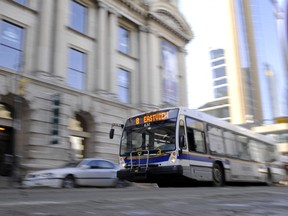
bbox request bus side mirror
[109,128,115,139]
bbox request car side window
[88,160,114,169]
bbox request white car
[22,158,124,188]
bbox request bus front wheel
[212,163,225,187]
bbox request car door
[84,160,117,186]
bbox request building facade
[0,0,192,177]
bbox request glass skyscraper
[200,0,288,125]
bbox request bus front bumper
[117,165,183,183]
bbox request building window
[212,67,226,79]
[214,86,228,98]
[204,107,230,119]
[117,68,130,103]
[118,27,129,54]
[210,49,224,59]
[214,78,227,86]
[0,20,24,71]
[70,0,87,33]
[211,59,225,67]
[161,40,178,104]
[67,48,86,90]
[14,0,27,5]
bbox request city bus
[109,107,285,187]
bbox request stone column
[36,0,53,73]
[97,1,108,92]
[139,26,149,106]
[107,9,118,95]
[147,27,160,106]
[178,48,188,106]
[53,0,69,81]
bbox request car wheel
[212,163,225,187]
[266,169,273,186]
[62,175,76,188]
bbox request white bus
[110,107,285,187]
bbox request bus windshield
[120,118,178,156]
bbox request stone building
[0,0,192,176]
[198,0,287,125]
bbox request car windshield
[120,118,177,156]
[76,159,92,167]
[62,160,80,168]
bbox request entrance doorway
[0,103,14,176]
[0,126,13,176]
[68,113,90,160]
[69,136,84,159]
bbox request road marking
[216,204,250,207]
[122,210,155,215]
[0,201,70,207]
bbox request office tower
[199,0,287,125]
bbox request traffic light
[51,94,60,144]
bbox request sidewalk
[0,176,10,189]
[0,176,22,189]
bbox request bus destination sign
[135,112,168,125]
[125,108,179,127]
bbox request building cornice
[118,0,148,16]
[148,12,191,42]
[115,0,192,42]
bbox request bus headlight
[119,157,126,168]
[169,152,177,163]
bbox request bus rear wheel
[212,163,225,187]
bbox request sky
[178,0,227,109]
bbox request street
[0,184,287,216]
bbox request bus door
[185,117,209,181]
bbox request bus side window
[237,135,250,160]
[194,131,206,153]
[187,127,206,153]
[207,125,225,155]
[187,128,196,151]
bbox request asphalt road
[0,184,287,216]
